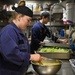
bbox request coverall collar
[38,21,45,29]
[10,22,23,35]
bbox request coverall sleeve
[32,27,40,44]
[46,27,51,38]
[0,29,30,66]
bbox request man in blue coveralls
[0,1,45,75]
[30,12,56,54]
[30,11,68,54]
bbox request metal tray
[37,52,71,59]
[69,59,75,73]
[37,45,71,59]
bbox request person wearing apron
[0,1,44,75]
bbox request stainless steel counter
[26,60,74,75]
[57,60,74,75]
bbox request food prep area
[26,42,75,75]
[0,0,75,75]
[26,60,75,75]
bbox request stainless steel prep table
[57,60,74,75]
[26,60,74,75]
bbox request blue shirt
[0,22,30,75]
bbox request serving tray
[38,52,71,59]
[37,45,71,59]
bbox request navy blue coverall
[0,22,30,75]
[30,21,58,54]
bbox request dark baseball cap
[40,12,51,18]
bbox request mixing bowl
[32,59,62,75]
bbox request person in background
[0,1,44,75]
[30,11,68,54]
[69,30,75,51]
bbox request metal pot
[32,59,62,75]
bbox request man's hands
[39,41,45,45]
[57,39,68,44]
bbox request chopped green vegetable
[38,47,70,53]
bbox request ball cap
[40,12,50,18]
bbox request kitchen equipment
[69,59,75,73]
[38,52,70,59]
[66,3,75,24]
[37,43,71,59]
[50,3,63,14]
[32,59,62,75]
[43,4,49,11]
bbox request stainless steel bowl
[32,59,62,75]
